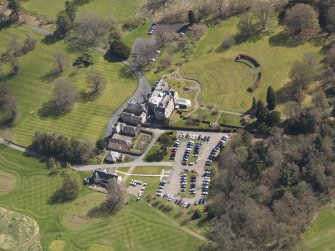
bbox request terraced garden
[0,26,137,146]
[181,16,322,113]
[0,146,202,251]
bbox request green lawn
[301,208,335,251]
[132,166,172,175]
[0,26,137,146]
[0,146,202,251]
[19,0,142,22]
[181,16,322,113]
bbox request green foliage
[250,96,257,112]
[49,169,80,203]
[192,208,202,220]
[266,86,276,110]
[284,110,317,135]
[31,131,92,164]
[7,0,21,18]
[73,52,93,68]
[95,139,105,152]
[55,12,71,37]
[65,0,77,24]
[265,111,281,127]
[255,100,268,122]
[158,133,173,146]
[108,39,131,60]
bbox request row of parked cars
[182,140,194,165]
[201,169,211,196]
[147,23,157,35]
[156,180,167,196]
[163,194,191,208]
[136,183,147,200]
[205,135,228,166]
[169,139,180,161]
[178,133,211,142]
[129,179,145,187]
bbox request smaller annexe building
[87,170,122,188]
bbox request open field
[181,16,322,113]
[0,146,202,251]
[0,26,137,146]
[12,0,142,22]
[0,207,42,251]
[132,166,172,175]
[0,169,16,196]
[300,208,335,250]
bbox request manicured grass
[122,21,151,47]
[133,166,172,175]
[20,0,142,22]
[78,0,142,23]
[0,169,16,196]
[301,208,335,250]
[0,26,137,146]
[181,16,322,113]
[0,146,202,251]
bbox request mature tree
[325,5,335,32]
[255,100,268,122]
[86,71,105,97]
[188,10,197,25]
[188,24,207,40]
[212,0,225,18]
[237,14,256,36]
[50,169,81,203]
[0,86,17,125]
[250,96,257,112]
[51,51,67,75]
[143,0,173,15]
[7,0,21,19]
[21,34,37,54]
[289,53,319,90]
[132,38,156,65]
[73,13,110,47]
[154,26,175,46]
[284,3,320,38]
[65,0,77,24]
[7,34,21,56]
[31,131,92,163]
[266,86,276,110]
[108,39,131,60]
[221,35,235,49]
[89,179,127,216]
[253,0,274,30]
[52,78,78,113]
[55,12,71,37]
[61,170,81,201]
[265,111,281,127]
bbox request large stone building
[120,101,148,126]
[147,78,178,121]
[113,122,140,137]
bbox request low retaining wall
[235,54,263,92]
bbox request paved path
[0,138,47,160]
[22,24,52,36]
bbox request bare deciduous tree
[51,51,67,75]
[7,34,21,56]
[143,0,174,15]
[132,38,157,66]
[253,0,274,30]
[87,71,105,97]
[284,3,320,38]
[52,78,78,113]
[73,13,111,47]
[154,27,175,46]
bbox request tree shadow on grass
[42,34,62,45]
[38,100,68,118]
[269,31,304,48]
[0,17,16,31]
[275,81,301,104]
[103,51,127,63]
[48,188,74,204]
